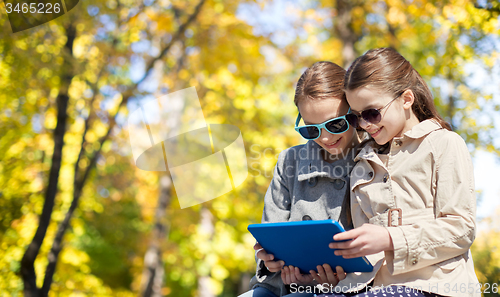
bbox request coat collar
[297,140,356,182]
[354,119,443,162]
[402,119,442,139]
[353,142,378,163]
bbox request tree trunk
[20,23,76,297]
[447,77,455,131]
[141,174,172,297]
[334,0,360,68]
[197,208,215,297]
[384,3,399,49]
[140,4,200,293]
[20,0,207,295]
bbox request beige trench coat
[336,120,480,296]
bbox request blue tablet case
[248,220,373,274]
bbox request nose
[319,128,333,142]
[358,117,371,130]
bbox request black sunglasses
[349,91,404,128]
[295,109,358,140]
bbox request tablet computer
[248,220,373,274]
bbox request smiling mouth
[326,137,341,146]
[369,127,382,136]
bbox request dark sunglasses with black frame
[348,91,405,128]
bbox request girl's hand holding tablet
[281,265,314,285]
[253,242,284,273]
[280,263,346,286]
[329,223,394,259]
[310,264,346,285]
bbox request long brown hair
[294,61,346,106]
[344,48,451,131]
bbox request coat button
[308,177,318,187]
[368,172,373,178]
[411,258,418,265]
[383,174,389,183]
[331,179,345,190]
[302,215,312,221]
[394,139,402,146]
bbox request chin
[326,146,345,156]
[327,149,342,155]
[374,137,391,146]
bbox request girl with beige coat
[317,48,480,297]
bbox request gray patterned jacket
[249,140,361,296]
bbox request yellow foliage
[44,112,57,130]
[61,247,90,267]
[2,0,500,296]
[387,7,407,25]
[471,207,500,286]
[211,264,229,280]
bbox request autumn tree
[1,0,292,295]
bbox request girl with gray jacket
[239,61,367,297]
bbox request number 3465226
[5,3,62,14]
[444,283,498,294]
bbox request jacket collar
[402,119,442,139]
[354,142,378,163]
[354,119,443,162]
[297,140,355,181]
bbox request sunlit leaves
[471,207,500,292]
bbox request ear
[401,89,415,110]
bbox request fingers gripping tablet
[248,220,373,274]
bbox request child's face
[346,86,412,145]
[297,98,357,157]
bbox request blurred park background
[1,0,500,296]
